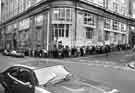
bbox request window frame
[53,8,72,22]
[84,12,96,26]
[104,18,111,29]
[53,24,70,38]
[86,27,94,39]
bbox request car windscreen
[34,65,70,85]
[34,68,56,85]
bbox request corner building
[0,0,135,51]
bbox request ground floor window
[122,34,126,44]
[34,27,42,42]
[114,33,118,42]
[104,31,110,41]
[53,24,70,38]
[86,27,94,39]
[18,29,29,48]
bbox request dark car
[0,60,120,93]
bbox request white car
[0,60,120,93]
[128,62,135,69]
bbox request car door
[4,67,34,93]
[3,67,19,93]
[16,68,34,93]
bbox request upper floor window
[113,2,118,12]
[25,0,32,10]
[93,0,104,7]
[53,8,72,22]
[121,23,127,32]
[104,18,111,29]
[84,13,96,26]
[112,20,119,30]
[35,14,44,26]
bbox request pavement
[0,50,135,93]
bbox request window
[53,24,70,38]
[25,0,31,10]
[18,69,32,83]
[7,67,19,78]
[93,0,104,7]
[53,8,72,22]
[121,23,126,32]
[86,28,94,39]
[35,14,44,26]
[19,30,28,42]
[113,20,119,30]
[66,8,72,21]
[84,13,96,26]
[122,34,126,44]
[104,18,111,29]
[19,0,24,13]
[35,27,42,42]
[66,25,69,37]
[104,31,110,41]
[113,2,118,12]
[114,33,117,42]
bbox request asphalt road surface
[0,50,135,93]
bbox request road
[0,50,135,93]
[64,50,135,66]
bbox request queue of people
[1,43,131,58]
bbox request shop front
[17,18,30,51]
[5,24,14,50]
[33,14,44,50]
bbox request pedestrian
[105,45,109,56]
[64,46,69,57]
[53,45,58,58]
[80,47,84,56]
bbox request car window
[18,68,33,84]
[34,65,70,85]
[8,67,19,79]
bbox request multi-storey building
[0,0,135,51]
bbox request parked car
[2,49,10,56]
[2,50,24,58]
[128,62,135,69]
[0,60,120,93]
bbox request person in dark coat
[53,45,58,58]
[80,47,84,56]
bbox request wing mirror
[64,74,72,81]
[24,82,33,88]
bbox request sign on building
[19,18,30,30]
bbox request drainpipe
[74,0,79,48]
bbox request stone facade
[0,0,134,51]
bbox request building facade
[0,0,135,51]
